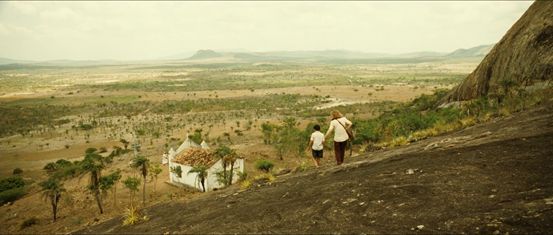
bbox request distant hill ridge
[188,49,223,60]
[446,44,494,58]
[184,44,495,62]
[0,44,496,67]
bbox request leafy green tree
[39,177,65,222]
[188,165,208,192]
[148,163,163,194]
[189,129,203,144]
[99,169,122,208]
[269,118,303,160]
[131,155,149,205]
[43,162,59,174]
[123,176,141,209]
[260,122,274,144]
[171,166,182,178]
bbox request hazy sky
[0,1,533,61]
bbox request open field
[0,59,478,233]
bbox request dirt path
[78,103,553,234]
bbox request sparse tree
[99,169,122,208]
[123,176,141,209]
[148,163,163,194]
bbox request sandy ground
[0,84,437,178]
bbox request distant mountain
[446,44,494,58]
[0,57,32,65]
[181,46,492,63]
[188,50,223,60]
[0,58,129,68]
[256,50,389,59]
[0,44,496,67]
[396,51,448,58]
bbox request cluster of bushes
[0,176,27,205]
[352,89,473,145]
[0,104,78,137]
[353,85,553,148]
[260,117,317,160]
[150,94,322,114]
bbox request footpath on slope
[80,102,553,234]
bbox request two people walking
[307,110,353,167]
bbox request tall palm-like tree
[215,145,238,186]
[226,151,238,185]
[188,165,208,192]
[131,155,149,205]
[80,149,109,214]
[39,177,65,222]
[214,145,232,184]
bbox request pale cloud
[7,1,37,15]
[39,7,78,21]
[0,1,534,60]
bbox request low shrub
[12,168,23,175]
[240,180,252,190]
[237,171,248,182]
[0,176,25,192]
[20,217,38,229]
[123,207,140,226]
[170,166,182,178]
[255,159,274,173]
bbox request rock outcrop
[444,1,553,102]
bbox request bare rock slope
[444,1,553,102]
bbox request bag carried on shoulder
[336,119,355,141]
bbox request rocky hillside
[79,100,553,234]
[444,1,553,102]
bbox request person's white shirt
[326,117,352,142]
[310,131,324,150]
